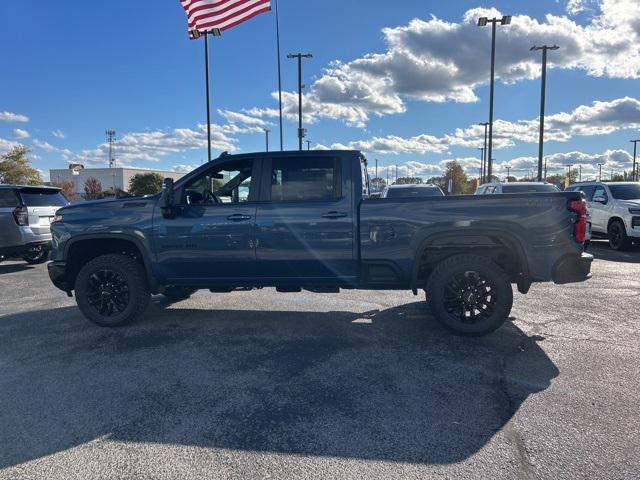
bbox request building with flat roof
[49,166,186,196]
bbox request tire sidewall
[75,255,146,327]
[428,256,513,336]
[608,220,629,251]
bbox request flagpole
[275,0,284,151]
[204,32,212,163]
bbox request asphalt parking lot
[0,241,639,480]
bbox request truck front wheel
[426,254,513,336]
[75,253,150,327]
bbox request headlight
[629,208,640,215]
[53,213,64,223]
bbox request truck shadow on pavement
[0,300,558,468]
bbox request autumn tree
[129,172,164,196]
[0,146,42,185]
[51,180,74,202]
[442,160,469,195]
[84,177,103,200]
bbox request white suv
[567,182,640,251]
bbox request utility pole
[506,166,511,181]
[478,122,489,183]
[598,163,604,182]
[631,140,640,181]
[287,53,313,150]
[306,140,312,151]
[264,128,270,152]
[544,158,548,180]
[478,15,512,181]
[567,164,573,184]
[531,45,559,181]
[395,164,399,184]
[106,129,116,168]
[579,165,582,182]
[477,147,485,183]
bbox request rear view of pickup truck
[48,150,592,336]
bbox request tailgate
[26,206,58,235]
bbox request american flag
[180,0,271,39]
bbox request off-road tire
[75,254,150,327]
[426,254,513,336]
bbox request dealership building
[49,165,186,196]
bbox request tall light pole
[375,159,378,182]
[567,164,573,184]
[305,140,312,151]
[287,53,313,150]
[506,165,511,181]
[544,158,548,180]
[264,128,270,152]
[631,139,640,181]
[531,45,559,181]
[598,163,604,182]
[579,164,582,182]
[478,147,485,183]
[478,15,512,181]
[478,122,489,183]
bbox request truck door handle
[321,211,347,219]
[227,214,252,222]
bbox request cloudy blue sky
[1,0,639,181]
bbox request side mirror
[159,178,176,217]
[593,195,607,204]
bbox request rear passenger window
[578,185,596,201]
[0,190,19,207]
[270,157,339,202]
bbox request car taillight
[568,198,587,244]
[12,206,29,226]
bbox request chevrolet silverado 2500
[48,150,592,335]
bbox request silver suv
[0,185,68,264]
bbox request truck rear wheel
[426,254,513,336]
[75,253,150,327]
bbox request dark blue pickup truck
[48,150,592,335]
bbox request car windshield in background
[386,187,443,198]
[608,184,640,200]
[501,184,559,193]
[19,190,68,206]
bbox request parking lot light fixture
[598,163,604,182]
[631,140,640,181]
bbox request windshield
[19,190,68,206]
[501,184,559,193]
[608,184,640,200]
[385,187,443,198]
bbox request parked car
[48,150,591,336]
[381,183,444,198]
[0,185,68,264]
[475,182,560,194]
[566,182,640,250]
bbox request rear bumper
[552,253,593,284]
[47,260,70,292]
[0,240,51,257]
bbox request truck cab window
[183,160,254,205]
[271,157,338,202]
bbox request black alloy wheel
[608,220,632,251]
[427,254,513,336]
[75,253,150,327]
[22,245,49,264]
[86,269,131,317]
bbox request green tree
[442,160,469,195]
[370,177,387,190]
[129,172,164,196]
[0,146,42,185]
